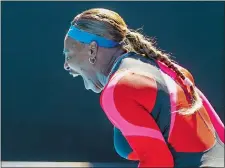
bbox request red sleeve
[101,71,174,167]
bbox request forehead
[64,36,74,49]
[64,36,84,52]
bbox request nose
[64,62,70,71]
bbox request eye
[63,50,72,61]
[66,55,72,61]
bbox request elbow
[114,144,129,160]
[114,144,139,161]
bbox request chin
[84,79,103,93]
[88,83,103,93]
[91,87,102,93]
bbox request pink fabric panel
[101,70,164,141]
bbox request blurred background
[1,1,224,163]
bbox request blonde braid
[124,29,202,115]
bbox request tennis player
[63,8,224,167]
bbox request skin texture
[63,35,126,93]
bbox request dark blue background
[1,2,224,162]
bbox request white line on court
[1,161,137,167]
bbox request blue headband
[67,25,120,48]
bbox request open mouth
[69,72,79,78]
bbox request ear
[88,41,98,57]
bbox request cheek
[82,72,94,84]
[68,59,84,73]
[68,59,78,68]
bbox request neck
[97,48,126,87]
[105,49,125,74]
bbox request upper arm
[101,71,174,167]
